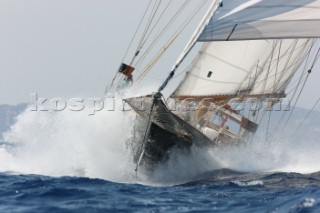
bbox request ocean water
[0,170,319,212]
[1,99,320,212]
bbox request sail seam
[205,52,251,74]
[187,72,242,85]
[226,24,237,41]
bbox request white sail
[171,0,320,99]
[248,39,314,95]
[199,0,320,41]
[171,40,272,97]
[172,38,314,98]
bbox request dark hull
[139,123,192,169]
[125,95,215,171]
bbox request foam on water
[151,130,320,184]
[300,198,316,208]
[1,95,320,185]
[0,98,137,182]
[230,180,264,187]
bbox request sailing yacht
[107,0,320,172]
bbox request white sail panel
[172,39,314,98]
[172,40,272,97]
[249,39,313,95]
[198,0,320,41]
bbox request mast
[157,0,222,93]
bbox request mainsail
[171,0,320,100]
[199,0,320,41]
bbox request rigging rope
[134,0,208,84]
[107,1,153,94]
[273,39,283,93]
[310,45,320,70]
[252,39,303,90]
[283,45,320,128]
[261,40,279,94]
[134,0,193,68]
[285,72,308,96]
[283,69,311,128]
[284,39,317,95]
[137,0,174,58]
[273,39,299,90]
[292,46,320,135]
[276,40,314,126]
[246,41,280,124]
[122,0,153,64]
[293,95,320,136]
[135,34,179,84]
[265,110,272,143]
[274,39,314,95]
[156,0,211,92]
[134,0,162,62]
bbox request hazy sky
[0,0,205,104]
[0,0,319,109]
[0,0,147,104]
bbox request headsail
[171,0,320,100]
[172,39,315,98]
[171,39,272,97]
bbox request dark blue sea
[0,170,319,213]
[1,105,320,212]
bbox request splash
[0,97,138,182]
[1,96,320,185]
[152,127,320,184]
